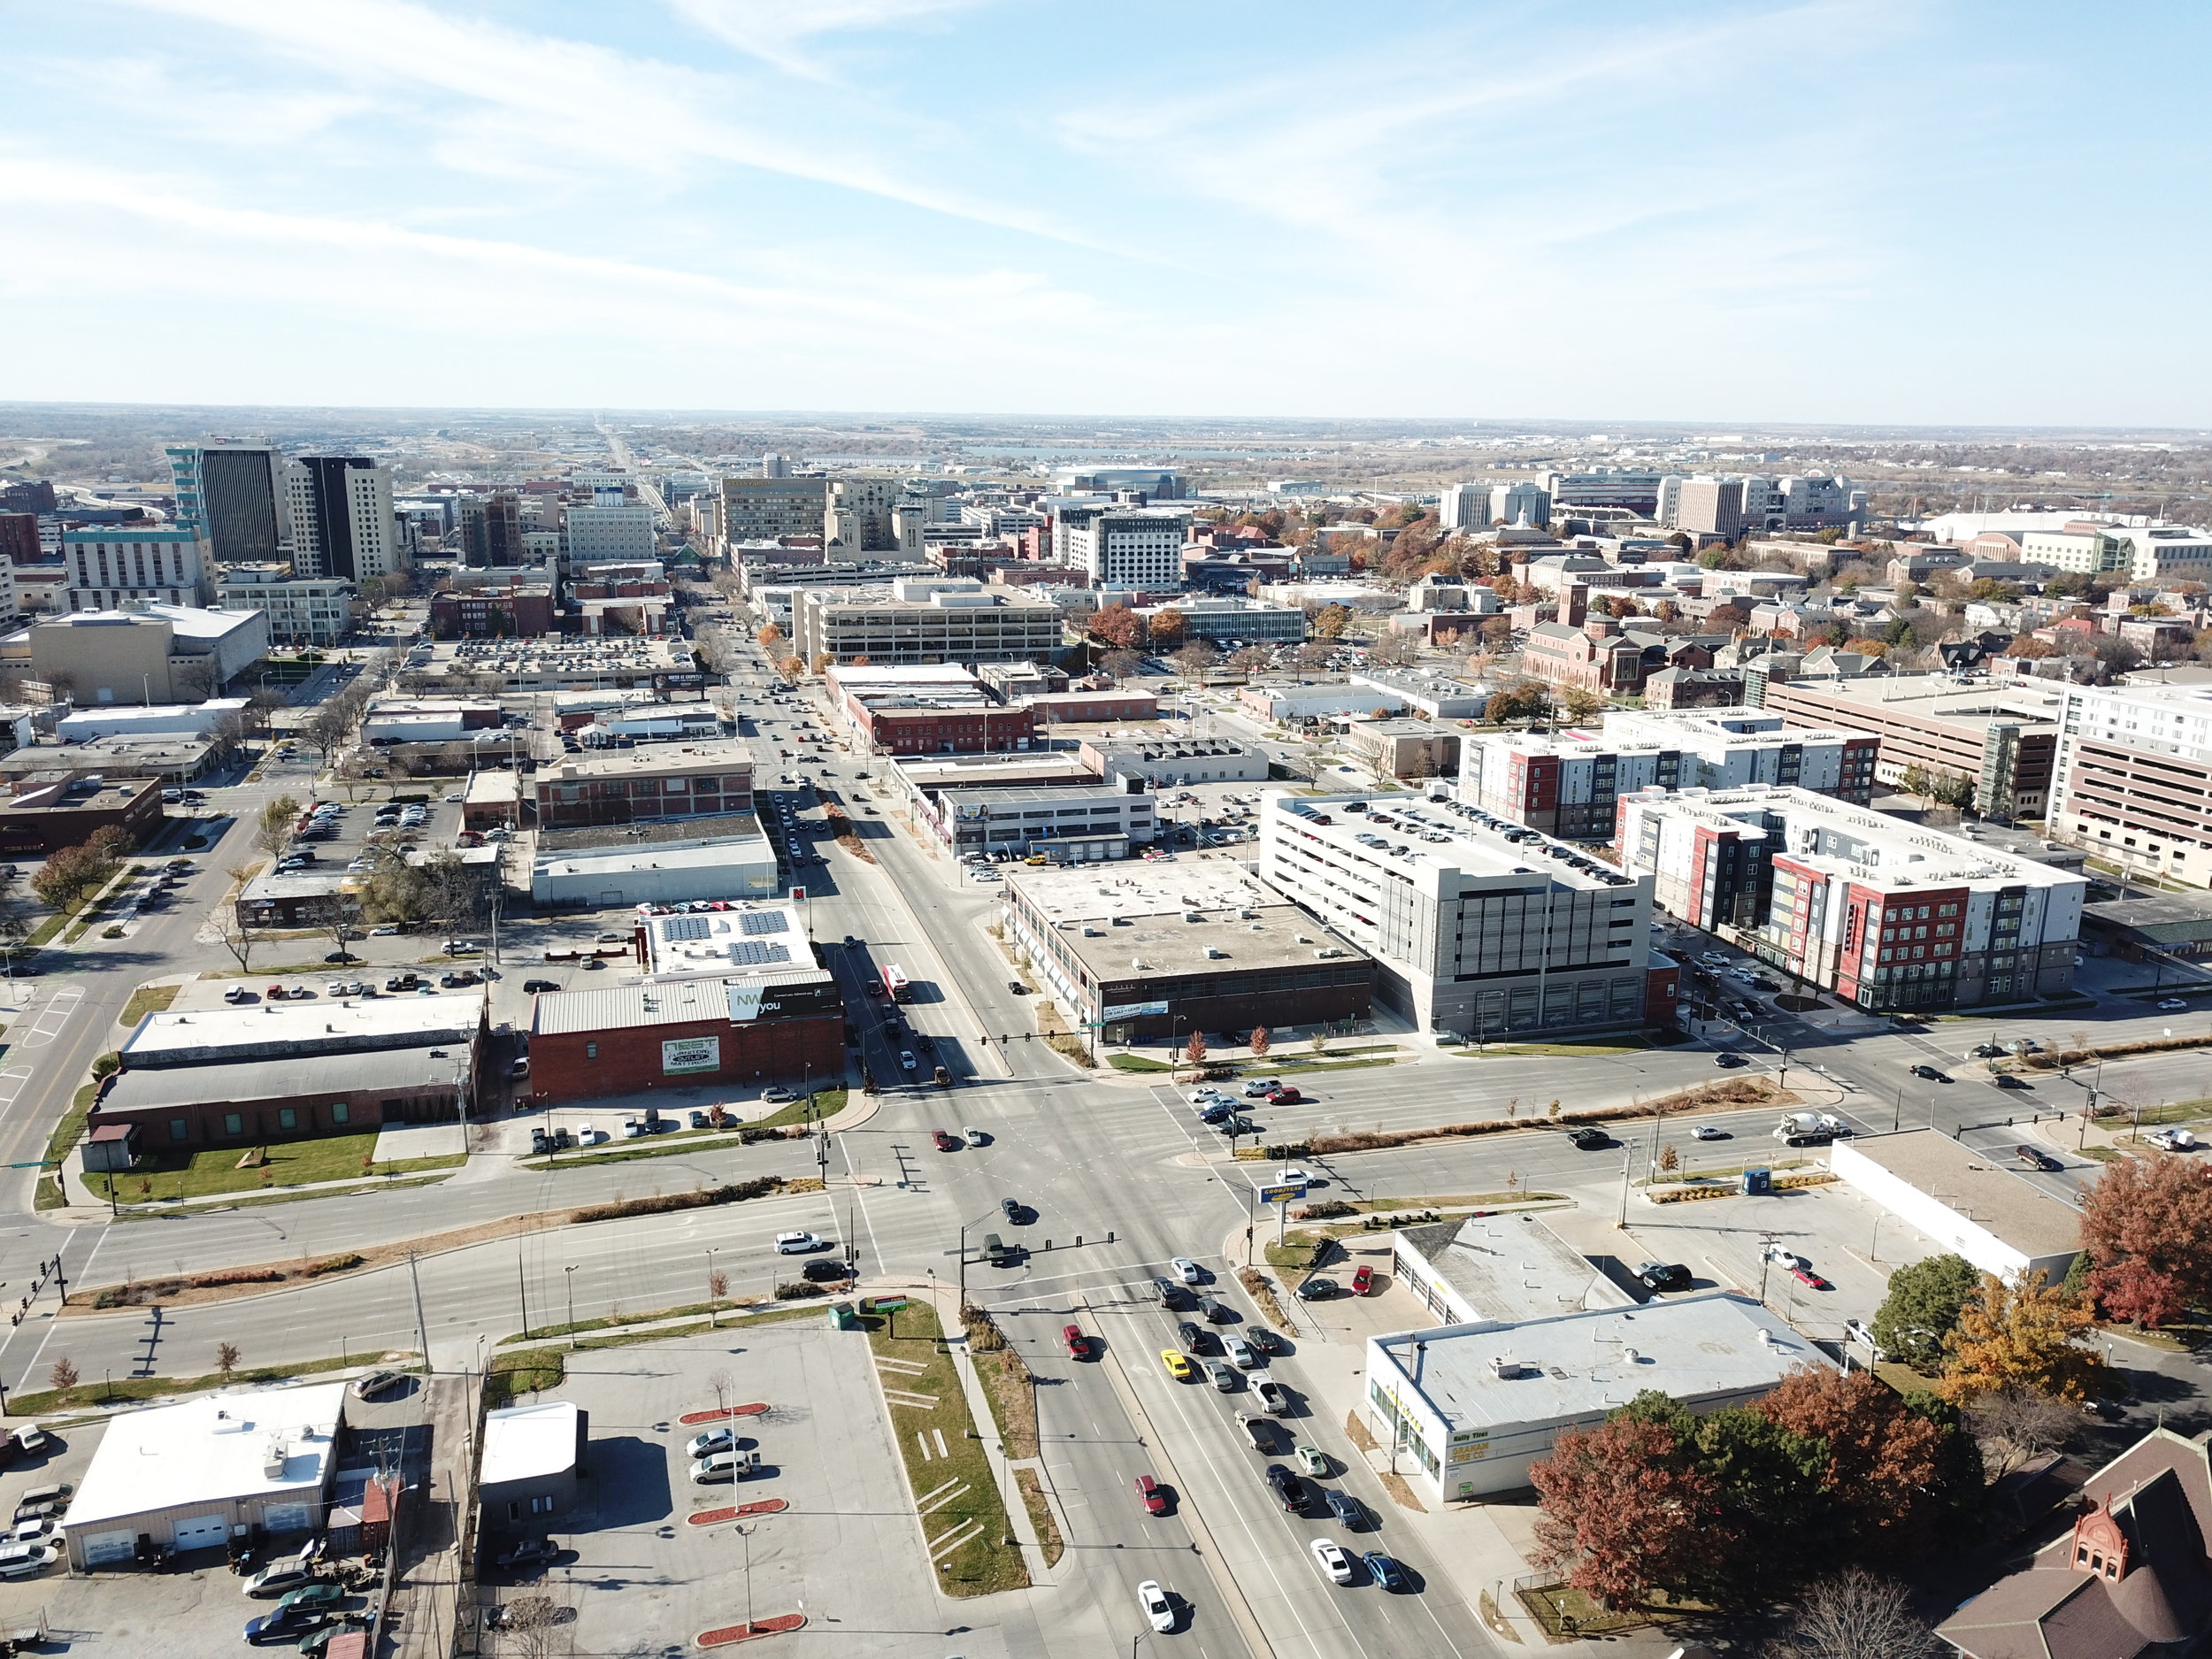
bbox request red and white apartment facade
[1614,785,2084,1012]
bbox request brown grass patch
[1015,1469,1064,1567]
[1238,1265,1292,1330]
[1305,1077,1783,1158]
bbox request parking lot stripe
[918,1481,968,1517]
[932,1427,948,1459]
[915,1432,933,1462]
[927,1518,983,1560]
[883,1388,939,1409]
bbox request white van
[690,1449,760,1485]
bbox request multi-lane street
[0,637,2205,1654]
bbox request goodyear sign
[1258,1183,1305,1205]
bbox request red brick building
[855,702,1037,756]
[0,773,164,856]
[531,741,755,831]
[429,585,557,639]
[526,973,845,1103]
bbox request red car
[1134,1474,1168,1516]
[1789,1265,1831,1290]
[1350,1264,1374,1295]
[1063,1324,1091,1360]
[1266,1086,1302,1104]
[932,1130,960,1152]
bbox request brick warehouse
[526,973,846,1102]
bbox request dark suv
[1636,1261,1693,1292]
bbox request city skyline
[7,1,2209,425]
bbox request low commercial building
[93,1041,470,1150]
[530,820,777,908]
[893,751,1096,804]
[1832,1131,2080,1283]
[428,583,557,640]
[417,636,696,693]
[1001,861,1373,1045]
[1260,790,1656,1038]
[480,1402,588,1530]
[1080,738,1269,787]
[1346,718,1461,782]
[21,606,270,703]
[825,663,1038,756]
[1365,1294,1825,1504]
[526,972,842,1102]
[2080,890,2212,964]
[1028,687,1157,726]
[1759,672,2064,820]
[1348,669,1491,720]
[64,1382,349,1567]
[215,565,356,645]
[1134,595,1306,644]
[361,698,505,745]
[1391,1211,1632,1327]
[919,782,1154,862]
[0,772,164,854]
[0,733,215,787]
[1461,710,1878,841]
[531,741,755,832]
[236,870,357,928]
[1242,684,1407,724]
[1614,786,2086,1012]
[462,767,523,832]
[55,698,247,743]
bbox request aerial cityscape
[4,5,2211,1659]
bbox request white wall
[1831,1141,2075,1282]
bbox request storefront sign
[1102,999,1170,1021]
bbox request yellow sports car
[1160,1348,1194,1382]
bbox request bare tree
[708,1367,733,1416]
[215,1341,242,1379]
[1787,1569,1937,1659]
[49,1357,77,1391]
[214,867,267,972]
[496,1593,564,1659]
[1968,1385,2078,1476]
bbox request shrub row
[569,1175,780,1225]
[1292,1200,1356,1221]
[1303,1077,1778,1159]
[304,1253,365,1276]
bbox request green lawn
[11,1350,392,1419]
[1453,1037,1652,1058]
[88,1131,465,1202]
[866,1300,1029,1596]
[117,984,181,1027]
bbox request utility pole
[406,1251,431,1371]
[517,1255,529,1340]
[1617,1143,1633,1229]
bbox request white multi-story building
[1459,710,1879,841]
[2020,521,2212,582]
[1613,785,2085,1011]
[792,578,1064,667]
[1057,505,1191,587]
[565,498,658,565]
[2047,680,2212,887]
[214,564,357,645]
[283,457,403,583]
[64,526,216,611]
[1439,484,1488,531]
[1491,481,1550,526]
[1258,789,1656,1038]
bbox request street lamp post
[706,1247,718,1332]
[565,1264,578,1350]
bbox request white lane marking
[0,1068,34,1109]
[21,987,81,1049]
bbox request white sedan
[1171,1256,1203,1285]
[1310,1539,1355,1586]
[1691,1124,1729,1141]
[775,1231,825,1255]
[1138,1579,1175,1632]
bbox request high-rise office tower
[165,440,293,565]
[285,457,401,582]
[762,454,790,479]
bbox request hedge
[568,1175,781,1225]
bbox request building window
[530,1494,554,1515]
[278,1108,297,1131]
[331,1102,350,1125]
[224,1113,244,1137]
[586,1041,598,1059]
[170,1118,188,1141]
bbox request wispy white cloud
[102,0,1114,251]
[665,0,993,81]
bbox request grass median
[84,1131,465,1203]
[865,1299,1029,1597]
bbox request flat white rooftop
[480,1401,579,1486]
[123,995,481,1065]
[1268,791,1640,892]
[1372,1293,1817,1436]
[65,1382,347,1530]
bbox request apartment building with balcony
[1613,786,2084,1012]
[1460,710,1877,841]
[2047,680,2212,887]
[1258,790,1656,1039]
[1757,672,2065,820]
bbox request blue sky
[5,1,2208,425]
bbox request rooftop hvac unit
[263,1439,288,1479]
[1204,946,1224,959]
[1492,1356,1529,1379]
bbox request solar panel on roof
[739,910,789,935]
[725,941,792,966]
[663,917,712,941]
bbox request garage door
[81,1529,135,1566]
[172,1514,228,1551]
[263,1502,311,1534]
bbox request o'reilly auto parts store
[526,973,845,1103]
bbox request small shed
[82,1122,136,1173]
